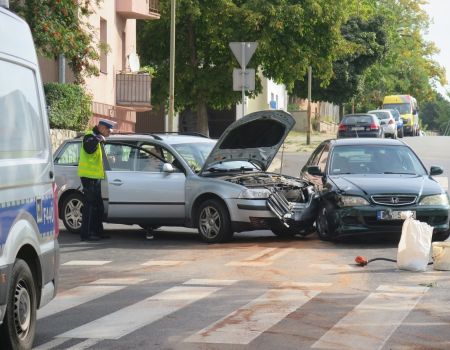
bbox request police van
[0,3,60,349]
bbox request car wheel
[316,205,335,241]
[62,192,85,234]
[197,199,232,243]
[432,231,450,242]
[398,127,404,138]
[0,259,37,350]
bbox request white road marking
[141,260,185,266]
[37,285,125,320]
[434,176,448,191]
[33,337,70,350]
[185,283,331,345]
[226,248,292,267]
[89,278,146,285]
[62,260,111,266]
[64,338,102,350]
[311,285,429,349]
[58,285,220,340]
[183,279,238,286]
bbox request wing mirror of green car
[430,166,443,176]
[307,165,323,176]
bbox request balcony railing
[116,0,160,20]
[116,73,152,109]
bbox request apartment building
[39,0,160,132]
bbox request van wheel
[197,199,232,243]
[0,259,37,350]
[62,192,85,234]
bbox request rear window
[0,59,46,159]
[369,111,389,119]
[342,116,372,124]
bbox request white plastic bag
[397,211,433,271]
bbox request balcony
[116,0,160,20]
[116,73,152,110]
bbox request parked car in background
[367,109,397,138]
[337,114,384,139]
[385,108,404,138]
[301,138,450,242]
[54,110,316,243]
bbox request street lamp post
[168,0,176,132]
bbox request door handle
[110,179,123,186]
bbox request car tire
[0,259,37,350]
[197,199,232,243]
[62,192,85,234]
[398,127,404,138]
[316,205,336,241]
[432,231,450,242]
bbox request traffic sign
[229,42,258,68]
[233,68,255,91]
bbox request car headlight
[337,195,369,207]
[419,194,449,206]
[238,188,271,199]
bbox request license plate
[377,210,416,220]
[352,127,365,131]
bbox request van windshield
[382,103,411,114]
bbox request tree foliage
[10,0,104,83]
[420,93,450,132]
[137,0,357,133]
[292,16,388,105]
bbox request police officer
[78,119,116,241]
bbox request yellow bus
[382,95,420,136]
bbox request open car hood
[200,110,295,173]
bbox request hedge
[44,83,92,131]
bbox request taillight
[370,122,379,130]
[338,124,347,131]
[388,119,395,124]
[52,182,59,237]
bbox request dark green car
[301,138,450,241]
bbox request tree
[292,16,388,107]
[138,0,358,134]
[10,0,104,83]
[420,93,450,132]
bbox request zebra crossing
[34,276,431,350]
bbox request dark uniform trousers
[80,177,104,239]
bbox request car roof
[368,109,393,115]
[71,133,215,145]
[343,113,374,118]
[330,138,405,146]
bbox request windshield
[205,160,259,173]
[387,109,400,120]
[382,103,411,114]
[329,145,426,175]
[172,142,215,172]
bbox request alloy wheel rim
[65,198,83,230]
[13,280,31,339]
[199,206,221,239]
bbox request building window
[100,18,108,74]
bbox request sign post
[229,42,258,118]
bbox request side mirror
[430,166,443,176]
[162,163,175,173]
[307,165,323,176]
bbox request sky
[422,0,450,97]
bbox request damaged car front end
[194,110,317,241]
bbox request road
[33,136,450,350]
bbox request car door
[102,143,186,223]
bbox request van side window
[0,59,46,159]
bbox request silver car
[53,110,316,243]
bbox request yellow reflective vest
[77,131,105,179]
